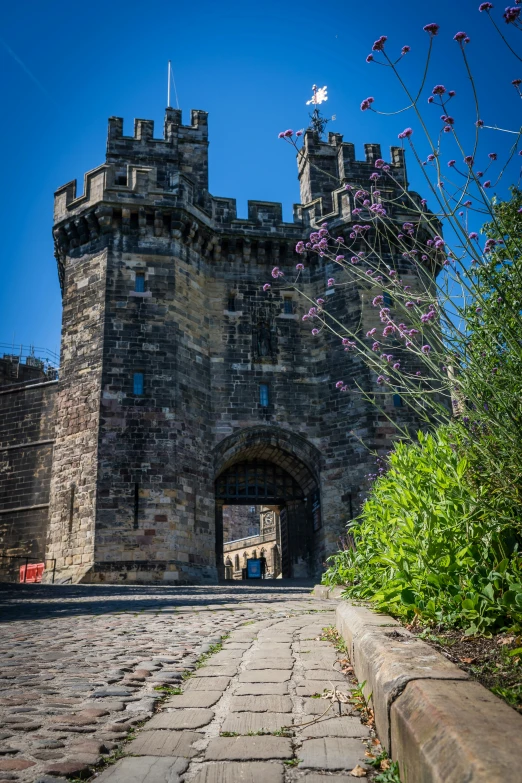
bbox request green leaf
[401,589,416,605]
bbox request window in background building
[393,393,403,407]
[135,273,145,292]
[133,372,144,395]
[283,297,293,314]
[259,383,269,407]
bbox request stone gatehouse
[0,107,437,584]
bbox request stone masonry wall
[0,380,57,580]
[44,249,108,582]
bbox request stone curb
[311,585,345,600]
[313,587,522,782]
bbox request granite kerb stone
[335,599,522,782]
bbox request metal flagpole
[167,60,171,107]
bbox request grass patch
[319,625,349,656]
[283,758,300,767]
[220,731,239,737]
[153,685,182,695]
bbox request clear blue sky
[1,0,520,356]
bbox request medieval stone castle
[0,107,435,584]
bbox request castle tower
[44,110,439,584]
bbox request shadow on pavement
[0,579,318,623]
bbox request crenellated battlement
[106,108,209,194]
[53,109,433,292]
[297,129,407,214]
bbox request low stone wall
[314,588,522,782]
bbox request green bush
[323,429,522,635]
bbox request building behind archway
[0,108,440,584]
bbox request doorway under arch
[214,430,322,580]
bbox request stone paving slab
[302,698,352,716]
[221,712,292,734]
[238,671,291,683]
[296,716,370,739]
[300,669,345,681]
[299,738,368,770]
[205,736,293,760]
[184,676,231,692]
[192,666,238,677]
[189,762,284,783]
[234,683,289,696]
[164,692,223,709]
[245,660,293,670]
[126,730,203,757]
[230,695,292,713]
[144,709,215,730]
[96,756,189,783]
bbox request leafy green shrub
[323,429,522,635]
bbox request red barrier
[19,563,45,583]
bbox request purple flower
[464,156,474,166]
[376,375,386,385]
[383,325,394,337]
[469,232,478,239]
[277,132,285,139]
[423,23,440,36]
[350,256,359,265]
[449,90,456,97]
[504,6,521,22]
[405,301,414,308]
[263,283,271,291]
[374,159,385,169]
[443,126,452,133]
[416,370,422,376]
[372,342,380,351]
[513,78,522,86]
[370,172,380,181]
[272,266,283,278]
[402,45,411,54]
[296,262,305,271]
[483,180,491,188]
[393,362,401,370]
[428,96,434,104]
[476,119,484,127]
[335,255,345,262]
[336,380,344,388]
[372,295,384,306]
[361,96,375,111]
[432,84,446,95]
[311,328,319,336]
[295,241,305,253]
[454,31,469,42]
[302,314,309,321]
[327,278,335,287]
[316,297,325,305]
[421,344,431,354]
[296,130,303,137]
[284,129,293,137]
[479,2,494,9]
[372,35,388,51]
[367,328,377,337]
[366,54,374,62]
[398,127,413,139]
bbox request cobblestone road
[0,583,382,782]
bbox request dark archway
[213,429,322,580]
